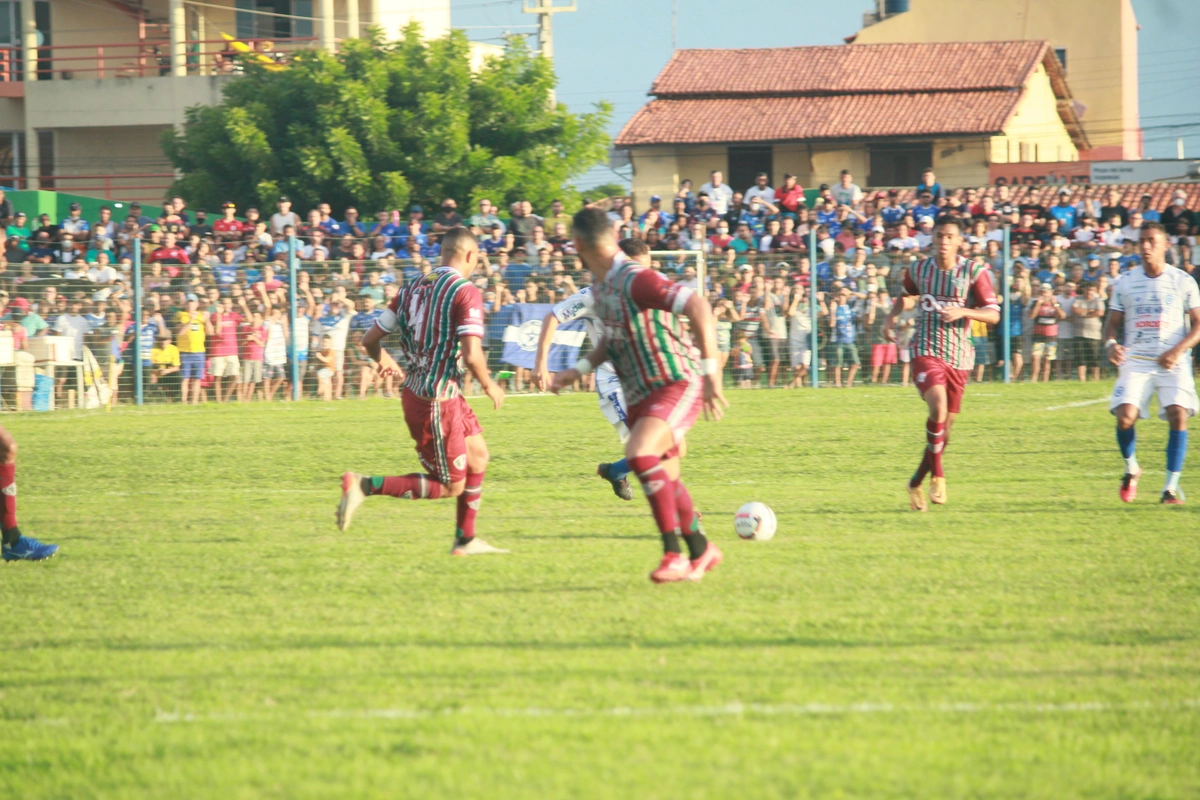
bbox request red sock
[371,474,449,499]
[628,455,679,535]
[911,449,932,487]
[0,463,14,532]
[675,480,698,533]
[456,471,484,541]
[927,420,947,478]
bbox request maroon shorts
[401,388,482,484]
[912,355,969,414]
[627,376,704,451]
[871,343,898,367]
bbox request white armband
[575,357,595,375]
[698,358,718,376]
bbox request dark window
[727,146,773,196]
[1054,47,1067,73]
[868,143,931,187]
[237,0,312,40]
[36,129,53,189]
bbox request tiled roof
[889,183,1200,211]
[615,92,1021,147]
[649,41,1048,97]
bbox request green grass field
[2,382,1198,798]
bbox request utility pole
[523,0,576,105]
[671,0,677,51]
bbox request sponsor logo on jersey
[453,454,466,471]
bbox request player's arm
[884,291,916,342]
[360,302,404,380]
[1103,309,1126,366]
[460,334,503,410]
[549,337,608,393]
[1160,306,1200,371]
[533,311,560,392]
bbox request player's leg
[595,368,634,500]
[1111,364,1154,502]
[908,359,949,510]
[626,415,692,582]
[451,431,506,554]
[846,345,859,388]
[1162,405,1189,504]
[0,426,57,562]
[1114,402,1142,501]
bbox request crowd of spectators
[0,167,1195,407]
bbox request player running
[1105,221,1200,505]
[336,227,508,555]
[552,209,728,583]
[531,240,655,502]
[885,215,999,511]
[0,426,57,562]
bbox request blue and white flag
[500,303,589,370]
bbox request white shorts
[1110,358,1199,421]
[899,346,912,363]
[595,363,629,443]
[788,334,811,367]
[209,354,240,377]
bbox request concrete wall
[676,146,726,194]
[854,0,1139,159]
[930,138,990,187]
[50,126,175,203]
[990,65,1079,165]
[25,75,232,129]
[48,0,141,79]
[628,147,679,212]
[375,0,451,40]
[808,145,868,190]
[0,98,25,132]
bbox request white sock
[1165,471,1181,493]
[1125,456,1140,474]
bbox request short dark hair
[1140,220,1168,239]
[441,226,478,258]
[572,207,614,248]
[932,214,963,233]
[619,238,649,257]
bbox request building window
[36,129,52,189]
[868,143,931,187]
[1054,47,1067,73]
[1019,142,1032,162]
[727,145,772,196]
[237,0,313,41]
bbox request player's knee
[0,432,15,463]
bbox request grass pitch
[1,382,1198,798]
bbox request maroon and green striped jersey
[592,254,700,407]
[374,267,484,399]
[901,255,999,370]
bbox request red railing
[0,37,319,82]
[0,173,175,203]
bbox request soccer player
[885,215,1000,511]
[531,240,655,502]
[1105,221,1200,505]
[336,227,508,555]
[0,426,58,561]
[552,209,728,583]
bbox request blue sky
[453,0,1200,189]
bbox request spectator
[342,206,366,238]
[544,199,572,233]
[775,174,804,221]
[1162,189,1196,233]
[150,232,190,266]
[314,297,350,399]
[238,311,266,402]
[349,296,383,398]
[911,191,938,223]
[1047,189,1079,232]
[469,199,504,234]
[314,334,336,401]
[1100,187,1129,229]
[744,172,776,206]
[175,293,212,404]
[208,296,243,402]
[190,209,212,239]
[699,170,734,215]
[828,286,859,388]
[60,202,90,238]
[1028,285,1063,384]
[509,200,542,247]
[888,223,920,251]
[261,306,289,401]
[431,199,463,233]
[150,335,181,399]
[830,170,864,207]
[1120,211,1144,243]
[270,196,300,236]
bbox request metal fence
[0,227,1156,412]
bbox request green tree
[164,26,612,216]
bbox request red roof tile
[650,41,1048,97]
[615,92,1021,147]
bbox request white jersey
[552,286,604,348]
[1109,265,1200,362]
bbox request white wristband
[1105,339,1118,348]
[575,357,595,375]
[698,357,718,376]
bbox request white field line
[1043,397,1109,412]
[146,698,1200,725]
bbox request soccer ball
[734,502,776,541]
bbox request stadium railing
[0,229,1148,412]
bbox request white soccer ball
[734,502,776,541]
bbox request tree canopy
[164,26,612,216]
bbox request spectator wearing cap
[8,297,46,336]
[915,168,945,201]
[432,199,463,233]
[639,196,667,226]
[1048,189,1080,233]
[775,174,804,222]
[699,170,734,216]
[408,204,428,233]
[6,211,29,246]
[214,202,244,242]
[270,196,299,237]
[744,172,776,207]
[60,202,90,238]
[175,293,212,404]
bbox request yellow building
[852,0,1139,160]
[616,41,1087,209]
[0,0,456,202]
